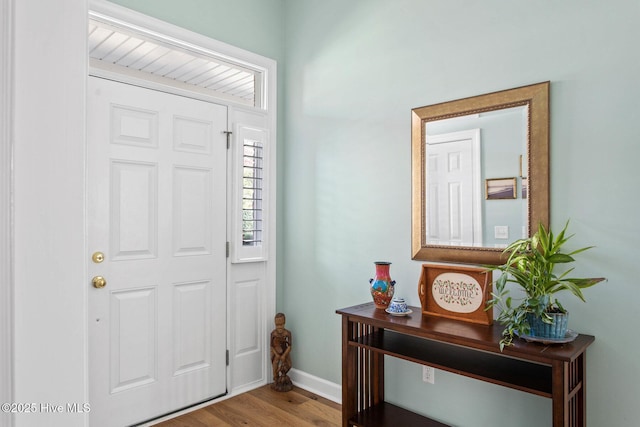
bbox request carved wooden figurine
[270,312,293,391]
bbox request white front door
[426,129,482,246]
[87,77,228,426]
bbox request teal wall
[107,0,284,59]
[110,1,640,426]
[282,1,639,426]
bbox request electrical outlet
[494,225,509,239]
[422,366,435,384]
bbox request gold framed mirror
[411,82,549,264]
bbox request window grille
[232,124,268,263]
[242,140,263,246]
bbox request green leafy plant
[486,220,605,350]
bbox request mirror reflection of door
[425,129,482,246]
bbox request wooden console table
[337,302,594,427]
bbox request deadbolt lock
[92,252,105,263]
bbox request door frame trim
[0,0,14,425]
[89,0,273,113]
[88,0,278,413]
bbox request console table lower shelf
[350,401,449,427]
[337,302,594,427]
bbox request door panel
[88,76,227,427]
[110,287,157,393]
[173,167,212,255]
[111,160,158,260]
[426,129,482,246]
[173,280,211,375]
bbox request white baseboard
[289,368,342,404]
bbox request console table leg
[552,354,587,427]
[342,317,356,427]
[372,348,384,405]
[552,359,568,427]
[356,323,384,415]
[341,317,386,427]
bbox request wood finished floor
[151,385,342,427]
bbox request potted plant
[486,220,605,350]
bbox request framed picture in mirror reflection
[485,177,517,200]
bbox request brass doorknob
[92,276,107,289]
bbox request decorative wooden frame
[486,177,517,200]
[411,81,549,265]
[418,263,493,325]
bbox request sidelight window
[242,140,263,247]
[232,125,269,262]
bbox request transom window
[88,17,264,107]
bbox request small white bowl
[387,297,408,314]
